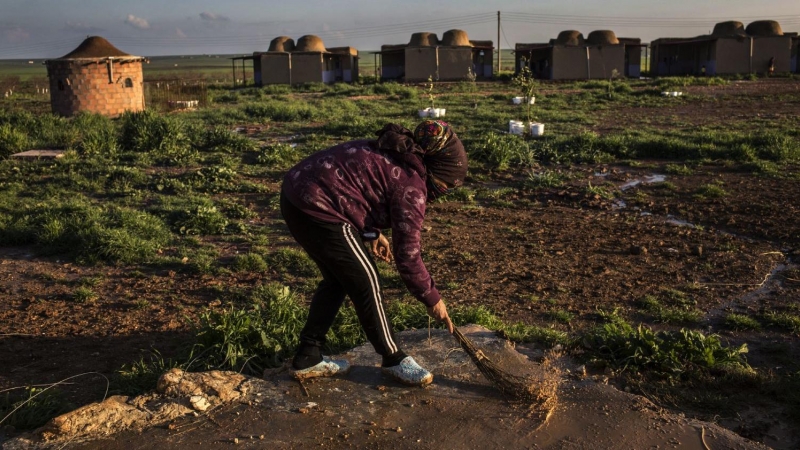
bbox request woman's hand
[427,300,454,334]
[370,233,393,263]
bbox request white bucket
[418,107,446,118]
[509,120,524,135]
[512,96,535,105]
[509,121,545,136]
[661,91,683,97]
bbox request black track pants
[280,192,406,369]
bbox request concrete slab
[10,150,65,160]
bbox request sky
[1,0,799,59]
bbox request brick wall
[47,59,145,117]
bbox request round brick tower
[46,36,145,117]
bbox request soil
[2,79,800,447]
[9,327,769,450]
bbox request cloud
[200,12,229,22]
[3,26,30,43]
[125,14,150,30]
[175,28,186,39]
[64,22,105,33]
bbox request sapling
[426,75,435,111]
[512,58,537,132]
[607,68,620,99]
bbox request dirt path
[7,326,767,450]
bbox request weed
[112,351,183,396]
[268,248,319,277]
[72,286,98,303]
[168,202,229,236]
[695,183,728,199]
[257,143,302,169]
[524,170,565,189]
[548,309,574,324]
[585,182,615,200]
[0,387,73,430]
[761,312,800,334]
[724,314,761,331]
[580,319,750,379]
[471,133,535,171]
[665,164,694,175]
[232,253,268,273]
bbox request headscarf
[414,120,468,200]
[374,121,468,201]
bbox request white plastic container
[661,91,683,97]
[509,120,545,136]
[418,107,446,118]
[512,96,535,105]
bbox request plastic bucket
[530,123,545,136]
[512,96,535,105]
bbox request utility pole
[497,11,501,75]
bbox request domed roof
[268,36,295,52]
[59,36,132,59]
[554,30,585,46]
[746,20,783,37]
[712,21,747,37]
[441,29,472,46]
[409,32,439,47]
[586,30,619,45]
[295,35,326,52]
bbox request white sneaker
[382,356,433,386]
[293,357,351,380]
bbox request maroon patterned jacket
[282,139,440,306]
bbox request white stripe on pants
[341,224,398,354]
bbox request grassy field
[0,71,799,444]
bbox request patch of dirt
[6,327,768,449]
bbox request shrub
[174,205,229,235]
[470,132,535,171]
[580,320,750,378]
[0,197,171,264]
[724,314,761,331]
[118,110,195,165]
[0,123,29,159]
[232,253,268,273]
[199,126,256,153]
[257,143,303,168]
[268,248,319,277]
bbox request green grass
[0,387,73,430]
[724,313,762,331]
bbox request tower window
[124,78,133,88]
[58,80,65,91]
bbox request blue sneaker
[382,356,433,386]
[293,357,351,380]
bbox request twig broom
[452,327,557,414]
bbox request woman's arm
[389,185,441,307]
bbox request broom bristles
[453,327,557,409]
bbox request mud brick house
[245,35,359,86]
[378,30,494,82]
[515,30,642,80]
[650,20,796,76]
[45,36,145,117]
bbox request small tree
[607,68,620,99]
[512,58,536,127]
[426,75,436,110]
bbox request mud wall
[715,38,751,74]
[437,47,473,81]
[258,54,291,85]
[404,47,438,82]
[552,46,589,80]
[752,36,792,74]
[291,53,324,84]
[46,59,144,117]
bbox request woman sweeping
[280,120,467,386]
